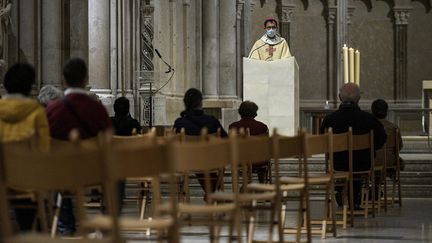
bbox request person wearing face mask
[249,17,291,61]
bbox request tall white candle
[349,48,355,83]
[355,50,360,86]
[343,44,349,83]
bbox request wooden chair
[351,130,376,218]
[377,127,402,210]
[280,129,339,239]
[110,128,156,221]
[167,130,238,243]
[209,130,278,243]
[49,131,102,237]
[331,129,353,228]
[245,129,309,243]
[81,131,178,242]
[0,139,117,243]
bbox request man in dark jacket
[320,83,386,207]
[173,88,227,137]
[173,88,227,200]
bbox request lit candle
[355,50,360,86]
[343,44,349,83]
[349,48,355,83]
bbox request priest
[248,17,291,61]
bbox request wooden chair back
[168,133,231,198]
[231,131,272,191]
[111,127,157,147]
[102,130,177,236]
[0,140,104,240]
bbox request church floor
[124,198,432,243]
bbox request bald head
[339,83,361,103]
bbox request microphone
[247,42,268,58]
[154,48,174,73]
[155,49,162,59]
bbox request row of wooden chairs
[0,126,401,243]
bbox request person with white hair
[38,85,63,107]
[320,83,386,208]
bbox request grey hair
[339,83,360,103]
[38,85,63,106]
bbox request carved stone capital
[236,0,245,20]
[347,6,355,24]
[183,0,191,7]
[250,0,256,14]
[394,8,411,25]
[141,1,154,16]
[281,4,295,23]
[327,7,336,24]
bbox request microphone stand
[148,49,175,128]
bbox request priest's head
[264,17,278,39]
[183,88,203,110]
[339,83,360,104]
[63,58,88,88]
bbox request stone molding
[327,7,336,24]
[394,8,411,25]
[347,6,355,25]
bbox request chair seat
[333,171,350,179]
[208,191,276,202]
[82,215,173,231]
[177,202,236,214]
[247,182,305,192]
[6,234,114,243]
[280,175,331,185]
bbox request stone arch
[411,0,431,12]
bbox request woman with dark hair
[229,101,269,183]
[111,97,141,136]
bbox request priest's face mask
[265,21,278,39]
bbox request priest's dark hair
[63,57,88,87]
[238,101,258,118]
[264,17,278,27]
[3,62,35,96]
[371,99,388,119]
[183,88,203,110]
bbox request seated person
[371,99,404,177]
[320,83,386,207]
[46,58,111,235]
[173,88,228,199]
[229,101,269,183]
[0,63,50,231]
[111,97,141,136]
[38,85,63,107]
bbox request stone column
[236,0,245,98]
[202,0,219,98]
[279,0,296,46]
[336,0,348,94]
[41,0,62,86]
[393,7,411,101]
[69,0,88,63]
[327,6,337,103]
[88,0,110,91]
[219,0,237,99]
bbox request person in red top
[45,58,111,235]
[46,58,111,140]
[229,101,269,183]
